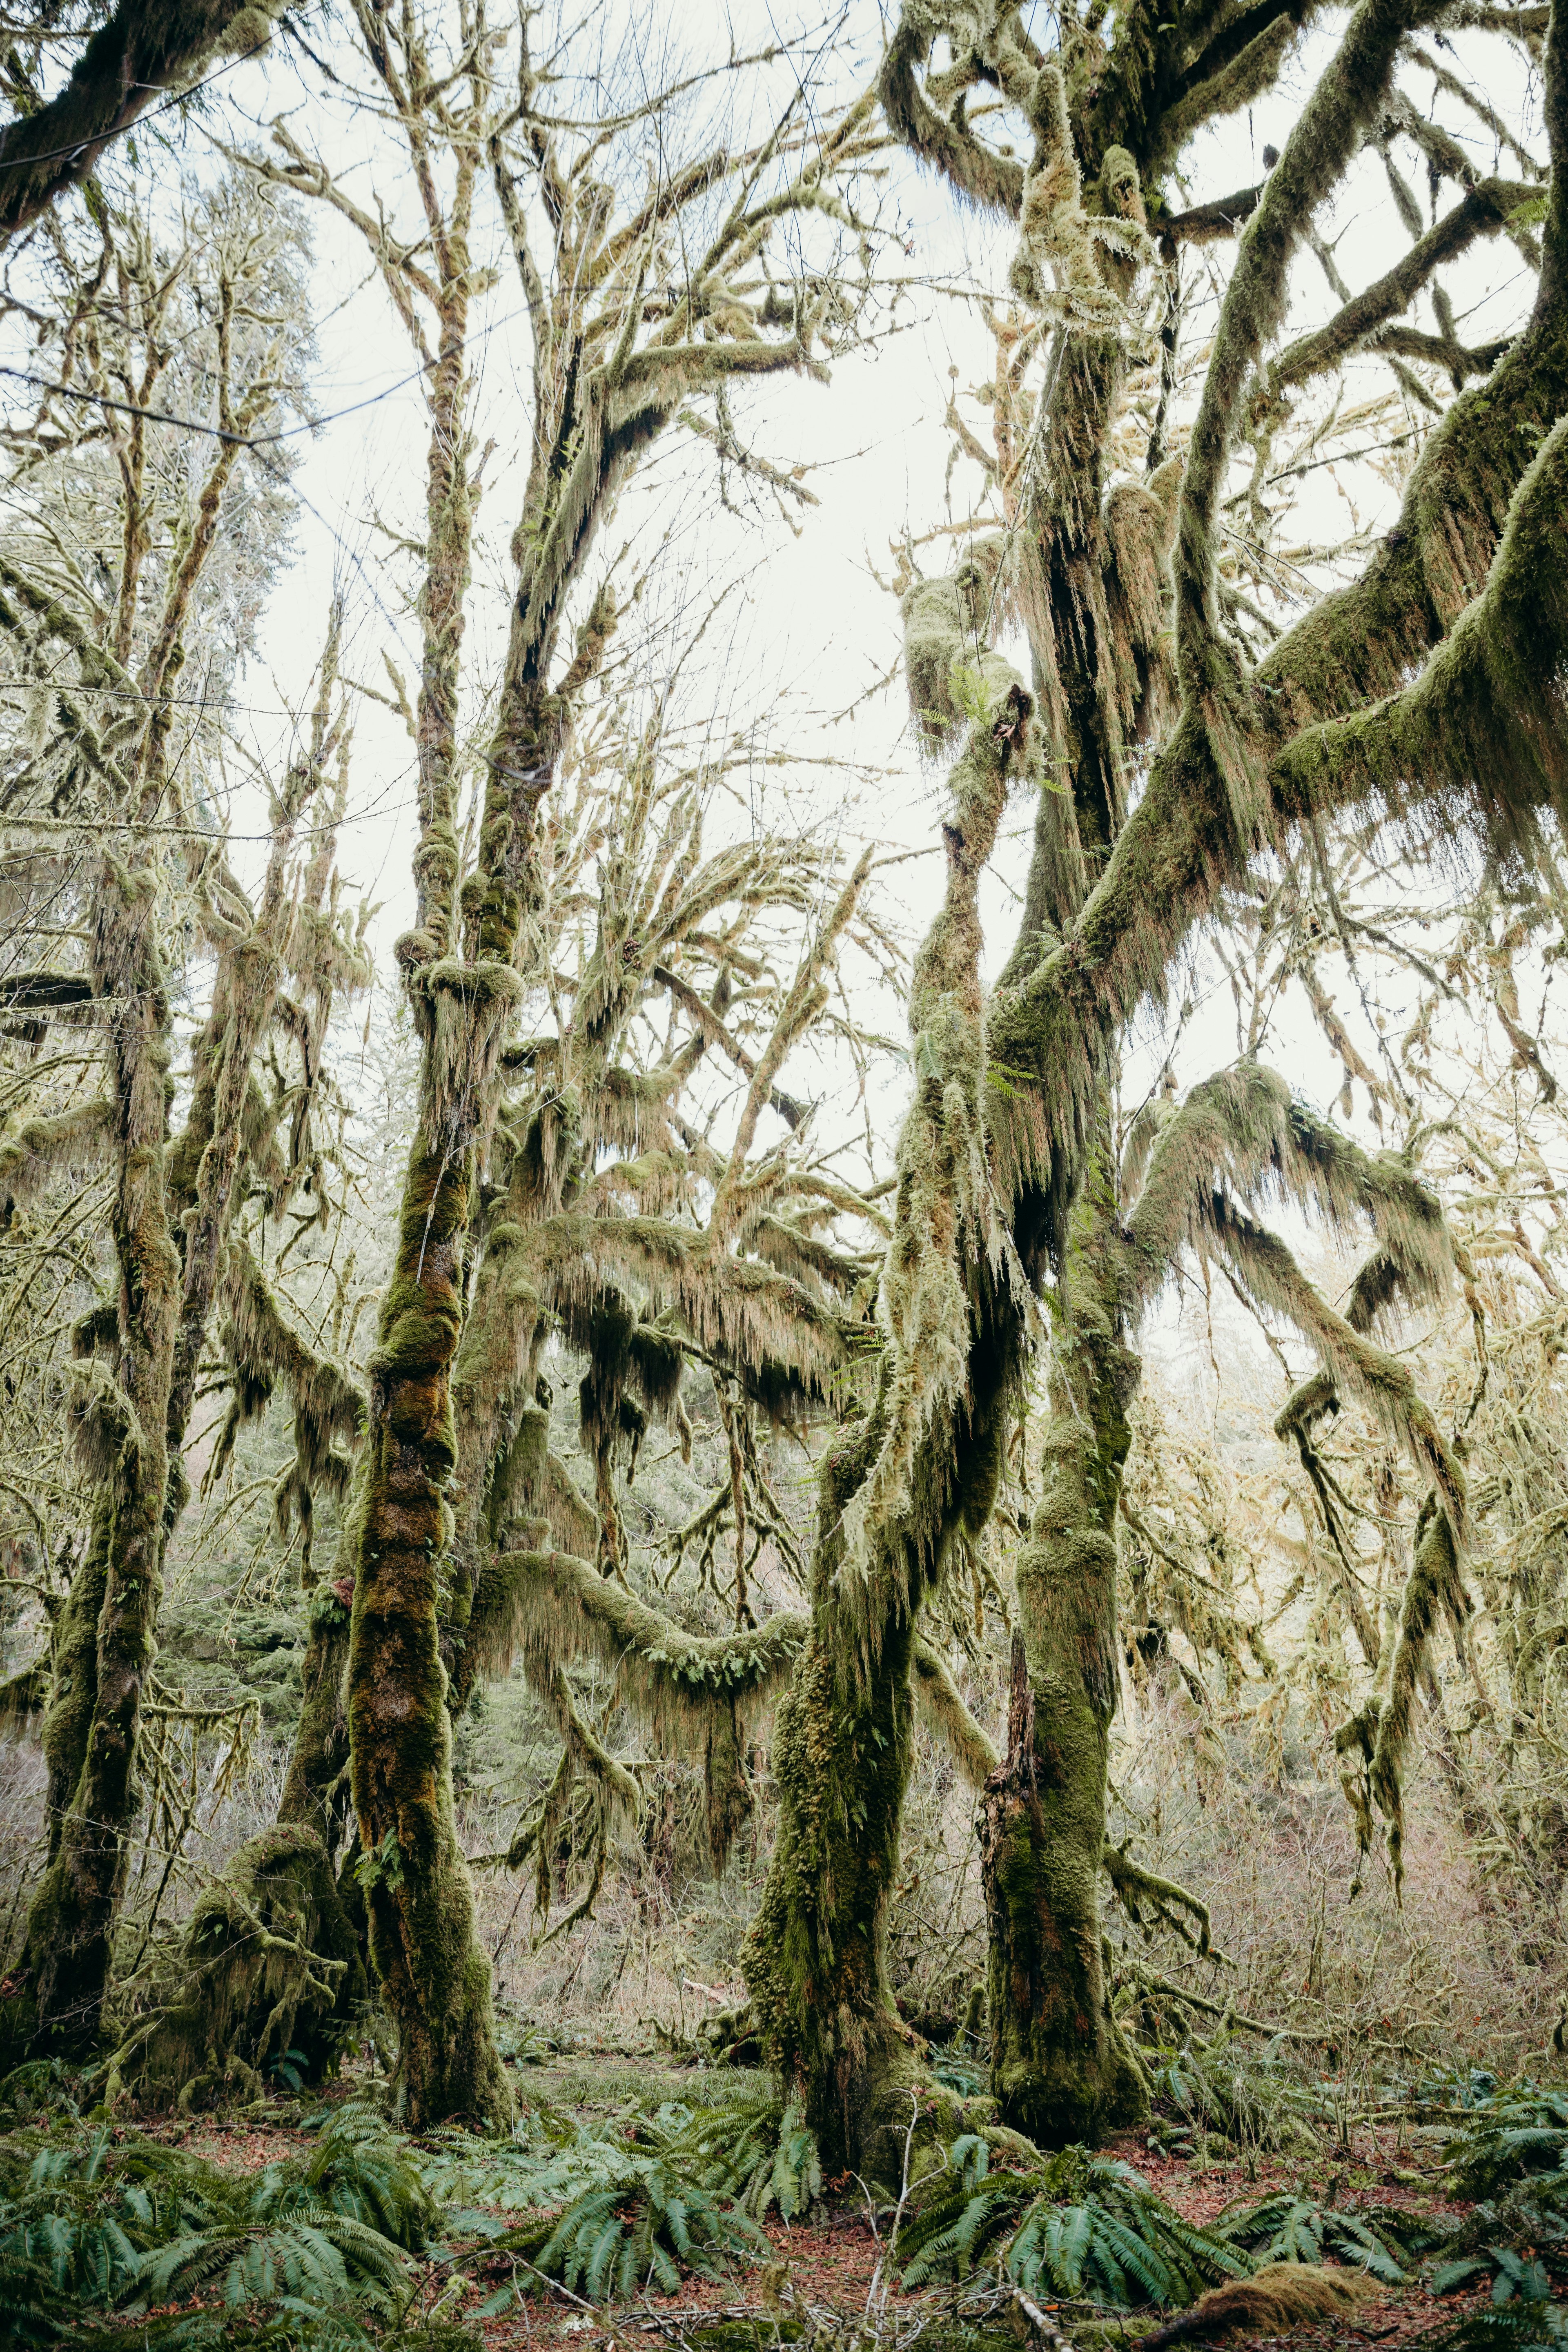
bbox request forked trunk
[746,1324,1016,2178]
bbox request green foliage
[0,2059,85,2128]
[1412,2314,1568,2352]
[1421,2089,1568,2313]
[928,2040,987,2098]
[0,2110,427,2346]
[491,2156,768,2305]
[413,2081,802,2308]
[1143,2036,1323,2152]
[276,2105,433,2250]
[748,2093,823,2223]
[898,2140,1250,2307]
[1417,2234,1568,2352]
[1216,2189,1439,2283]
[1446,2089,1568,2197]
[134,2201,407,2317]
[354,1829,409,1897]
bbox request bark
[343,576,568,2131]
[981,1129,1148,2144]
[744,1367,1009,2179]
[0,0,268,239]
[346,1120,513,2127]
[278,1611,353,1853]
[743,629,1031,2176]
[10,855,180,2054]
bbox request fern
[1410,2316,1568,2352]
[1446,2092,1568,2198]
[1216,2190,1439,2283]
[928,2042,987,2098]
[0,2117,423,2345]
[1144,2037,1325,2152]
[899,2142,1249,2307]
[133,2201,409,2313]
[0,2060,84,2129]
[482,2156,768,2310]
[281,2104,432,2250]
[412,2076,815,2272]
[419,2088,794,2312]
[745,2094,823,2222]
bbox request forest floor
[128,2042,1498,2352]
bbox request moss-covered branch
[1264,175,1534,401]
[912,1637,999,1785]
[0,0,279,237]
[480,1545,805,1733]
[1124,1060,1452,1312]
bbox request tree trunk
[346,1124,512,2127]
[12,858,180,2054]
[279,1610,353,1852]
[746,1320,1015,2178]
[981,1131,1147,2144]
[744,1412,926,2176]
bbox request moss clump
[129,1822,366,2106]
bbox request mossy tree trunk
[981,1126,1147,2144]
[745,1359,1011,2178]
[745,646,1030,2178]
[347,1053,518,2128]
[986,298,1159,2141]
[20,856,181,2053]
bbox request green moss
[347,1132,511,2127]
[278,1613,352,1851]
[982,1123,1147,2148]
[131,1824,367,2107]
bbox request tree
[726,0,1568,2169]
[0,168,371,2054]
[0,0,282,239]
[227,0,886,2125]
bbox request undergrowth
[0,2103,443,2348]
[1216,2188,1440,2281]
[898,2139,1250,2306]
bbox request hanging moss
[214,1236,364,1564]
[13,852,182,2057]
[0,1096,111,1221]
[703,1699,754,1873]
[277,1611,352,1853]
[1370,1502,1471,1891]
[470,1543,806,1725]
[912,1637,998,1785]
[0,0,278,236]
